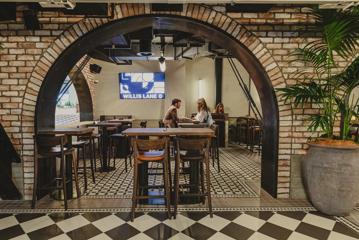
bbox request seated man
[163,98,182,128]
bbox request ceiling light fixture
[159,52,166,72]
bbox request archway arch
[21,4,292,198]
[69,67,94,122]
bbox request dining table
[86,121,123,172]
[37,127,94,199]
[123,127,214,204]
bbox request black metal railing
[57,55,91,103]
[227,58,263,120]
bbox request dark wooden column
[215,58,223,104]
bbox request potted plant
[279,7,359,216]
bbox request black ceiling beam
[0,3,16,22]
[151,4,183,12]
[30,3,110,17]
[23,9,40,30]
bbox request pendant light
[159,51,166,72]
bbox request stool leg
[125,155,128,172]
[72,150,81,198]
[114,141,117,169]
[82,146,88,191]
[93,138,97,171]
[61,154,68,210]
[173,156,180,218]
[89,140,96,184]
[200,163,205,205]
[216,140,220,173]
[131,159,138,222]
[163,159,171,219]
[99,137,103,169]
[205,154,212,218]
[211,139,215,168]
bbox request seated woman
[214,102,225,114]
[193,98,214,126]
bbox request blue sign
[119,72,165,99]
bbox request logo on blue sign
[119,72,165,99]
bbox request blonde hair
[197,98,209,112]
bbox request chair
[139,121,148,140]
[131,137,171,221]
[105,126,118,166]
[174,137,212,218]
[109,124,132,172]
[236,117,248,144]
[210,124,220,172]
[140,121,147,128]
[73,132,96,191]
[32,134,80,210]
[78,127,102,171]
[249,120,262,153]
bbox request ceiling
[89,27,230,65]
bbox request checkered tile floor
[1,210,358,240]
[81,147,261,198]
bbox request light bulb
[159,56,166,72]
[159,61,166,72]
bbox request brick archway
[21,4,292,199]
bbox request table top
[178,123,209,128]
[123,128,214,137]
[86,122,123,127]
[107,119,134,123]
[38,127,94,135]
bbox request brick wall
[0,3,338,199]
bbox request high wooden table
[86,122,123,172]
[123,128,214,204]
[37,127,94,199]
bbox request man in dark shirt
[163,98,181,128]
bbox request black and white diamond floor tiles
[0,209,358,240]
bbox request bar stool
[174,137,212,218]
[140,121,147,128]
[131,137,171,221]
[92,132,103,169]
[210,124,220,172]
[105,126,118,165]
[32,134,80,210]
[109,125,132,172]
[249,124,262,153]
[73,132,96,191]
[79,128,102,170]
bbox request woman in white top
[193,98,214,126]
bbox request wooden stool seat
[38,147,74,158]
[138,151,165,161]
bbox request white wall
[93,57,262,120]
[222,58,262,117]
[94,60,186,119]
[185,57,216,115]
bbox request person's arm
[194,111,206,123]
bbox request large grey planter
[302,142,359,216]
